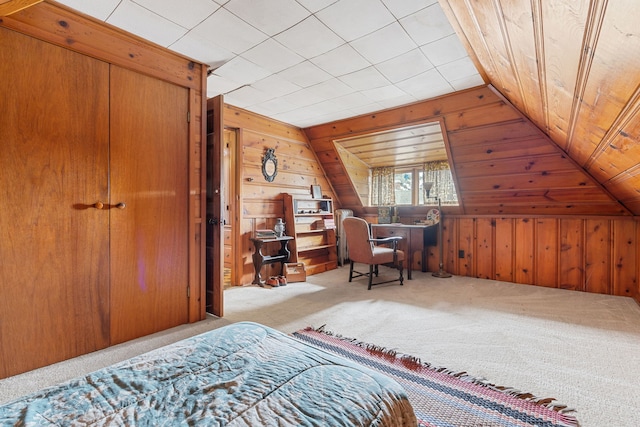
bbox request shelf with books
[283,193,337,275]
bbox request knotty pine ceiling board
[586,94,640,182]
[333,122,448,168]
[441,0,639,215]
[539,1,589,149]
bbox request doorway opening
[222,127,237,289]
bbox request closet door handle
[115,202,126,209]
[93,201,105,210]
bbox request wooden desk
[249,236,294,286]
[371,224,437,279]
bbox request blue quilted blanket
[0,322,416,426]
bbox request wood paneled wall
[223,105,337,285]
[334,143,369,206]
[306,85,639,304]
[435,215,638,301]
[305,85,629,217]
[220,100,640,303]
[358,209,638,302]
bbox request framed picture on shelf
[311,185,322,199]
[377,206,391,224]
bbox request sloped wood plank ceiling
[306,85,630,216]
[441,0,640,215]
[307,1,637,217]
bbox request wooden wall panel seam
[511,218,516,285]
[531,0,550,134]
[533,218,537,286]
[637,221,640,302]
[609,220,615,295]
[585,86,640,174]
[490,0,530,118]
[565,1,607,155]
[445,118,525,137]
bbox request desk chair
[342,217,405,290]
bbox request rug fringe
[302,325,579,424]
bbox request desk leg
[251,241,265,286]
[407,249,413,280]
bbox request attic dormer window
[334,121,458,207]
[394,167,420,205]
[377,162,458,207]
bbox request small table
[249,236,294,286]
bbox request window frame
[393,167,424,206]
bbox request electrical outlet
[458,250,465,258]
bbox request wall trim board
[1,1,202,90]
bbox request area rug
[292,326,580,427]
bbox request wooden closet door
[109,66,189,344]
[0,29,110,378]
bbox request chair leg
[398,260,404,285]
[349,261,354,282]
[368,264,374,290]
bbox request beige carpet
[2,268,639,427]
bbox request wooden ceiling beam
[0,0,42,16]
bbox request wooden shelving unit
[283,193,338,275]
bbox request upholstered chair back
[342,217,375,263]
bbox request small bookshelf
[283,193,338,275]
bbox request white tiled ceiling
[55,0,484,128]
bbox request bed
[0,321,416,426]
